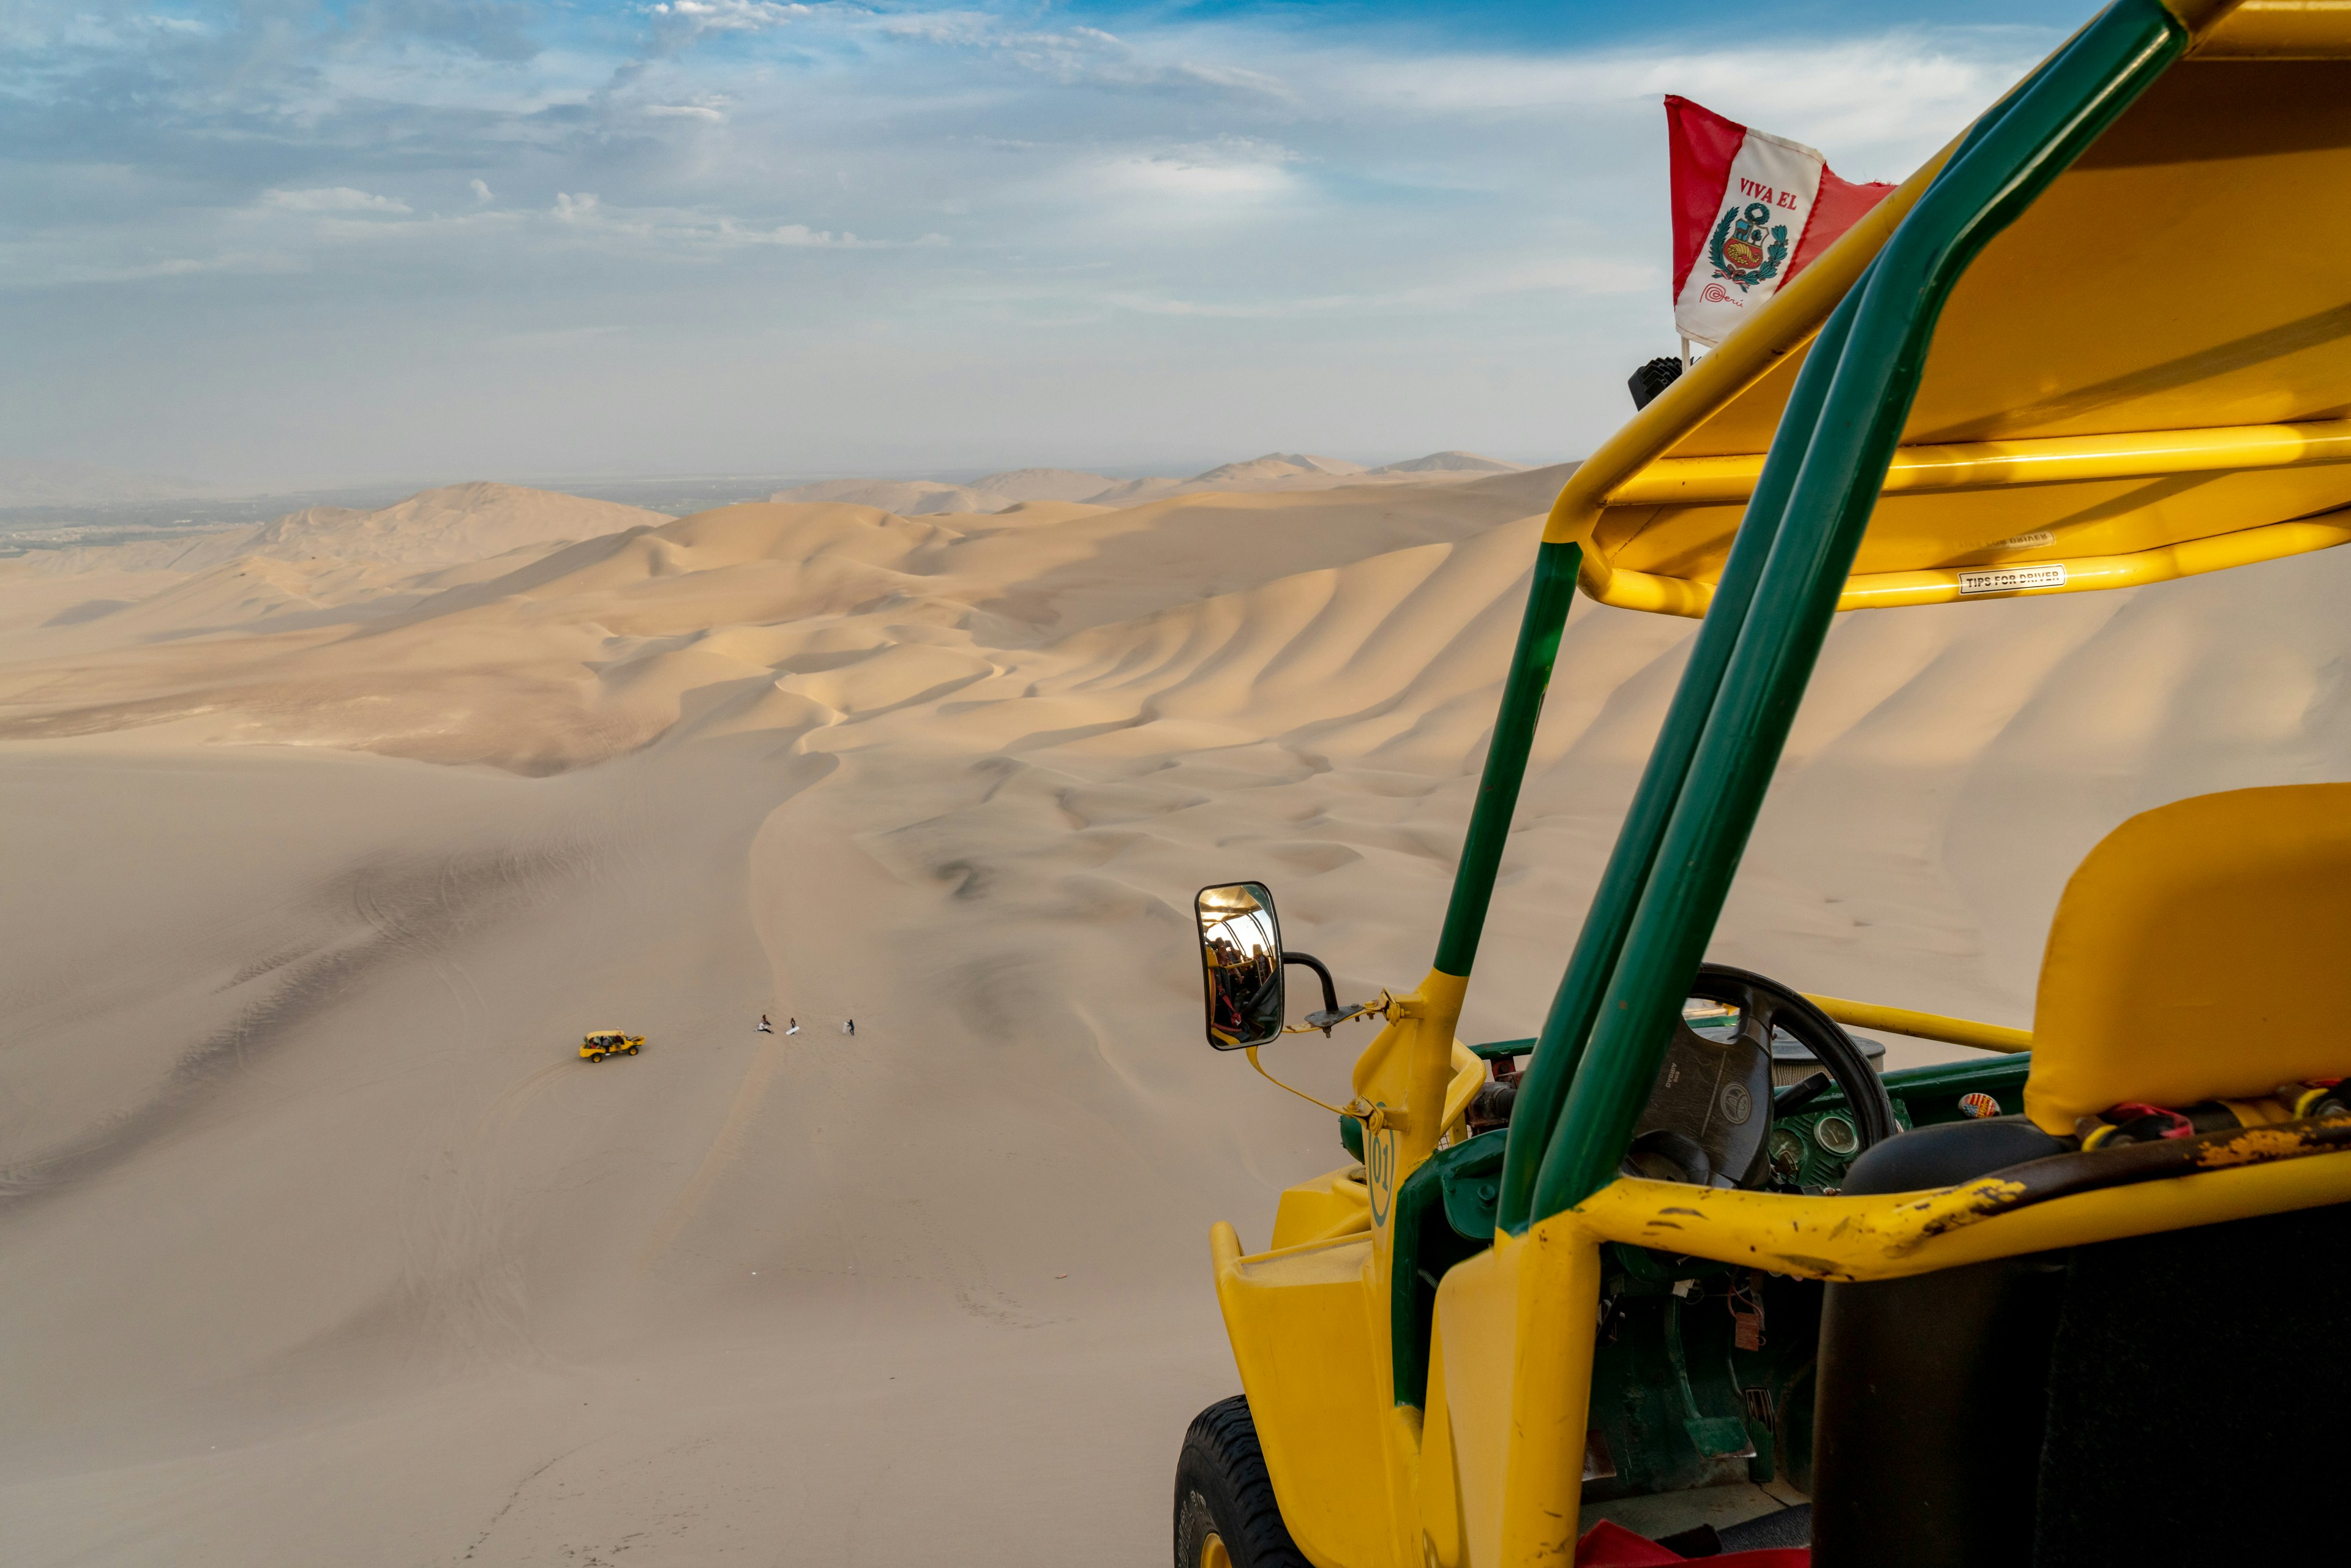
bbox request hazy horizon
[0,445,1569,517]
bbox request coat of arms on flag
[1666,96,1895,350]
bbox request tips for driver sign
[1666,96,1895,348]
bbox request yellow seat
[2025,784,2351,1134]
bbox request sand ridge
[771,450,1527,515]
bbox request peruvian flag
[1667,96,1895,348]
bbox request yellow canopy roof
[1550,4,2351,617]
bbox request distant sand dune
[9,480,668,580]
[771,449,1530,515]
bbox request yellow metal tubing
[1565,1144,2351,1283]
[1605,416,2351,508]
[1802,992,2033,1054]
[1344,969,1473,1258]
[2191,0,2348,56]
[1417,1329,1466,1568]
[1580,513,2351,620]
[1494,1226,1602,1568]
[1835,514,2351,611]
[1210,1219,1243,1271]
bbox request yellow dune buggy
[1177,3,2351,1564]
[579,1032,643,1062]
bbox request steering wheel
[1623,962,1899,1189]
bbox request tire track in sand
[636,751,850,1272]
[398,1056,588,1365]
[634,1033,789,1271]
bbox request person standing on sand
[844,1019,855,1037]
[758,1014,774,1033]
[786,1018,800,1035]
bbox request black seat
[1810,1119,2068,1568]
[1834,1116,2064,1192]
[1810,1117,2351,1564]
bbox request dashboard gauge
[1814,1113,1860,1157]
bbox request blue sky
[0,1,2096,489]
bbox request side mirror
[1197,882,1285,1049]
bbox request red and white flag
[1667,96,1895,348]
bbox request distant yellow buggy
[1176,4,2351,1564]
[579,1032,643,1062]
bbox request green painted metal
[1494,298,1854,1235]
[1431,540,1583,978]
[1878,1055,2034,1127]
[1470,1038,1535,1062]
[1389,1133,1504,1407]
[1438,1135,1512,1240]
[1581,1257,1820,1502]
[1530,0,2188,1220]
[1664,1291,1753,1458]
[1771,1102,1914,1190]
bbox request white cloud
[1094,137,1304,202]
[646,0,813,36]
[741,222,875,247]
[871,10,996,48]
[1341,33,2041,177]
[542,193,947,251]
[645,101,728,121]
[713,218,951,249]
[871,11,1291,99]
[7,250,306,289]
[262,187,413,215]
[1107,157,1286,199]
[470,179,495,204]
[1102,255,1656,319]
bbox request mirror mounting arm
[1281,951,1341,1018]
[1301,987,1398,1035]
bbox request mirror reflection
[1198,882,1284,1049]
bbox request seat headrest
[2025,784,2351,1135]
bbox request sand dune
[765,468,1127,514]
[239,481,670,568]
[1188,452,1365,482]
[963,467,1127,503]
[1084,451,1526,509]
[1369,451,1522,475]
[2,460,2345,1564]
[12,481,668,580]
[773,451,1534,516]
[762,475,1003,515]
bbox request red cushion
[1575,1518,1810,1567]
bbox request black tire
[1172,1396,1308,1568]
[626,1046,639,1056]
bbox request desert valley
[4,448,2350,1564]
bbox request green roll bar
[1431,539,1583,978]
[1412,0,2192,1232]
